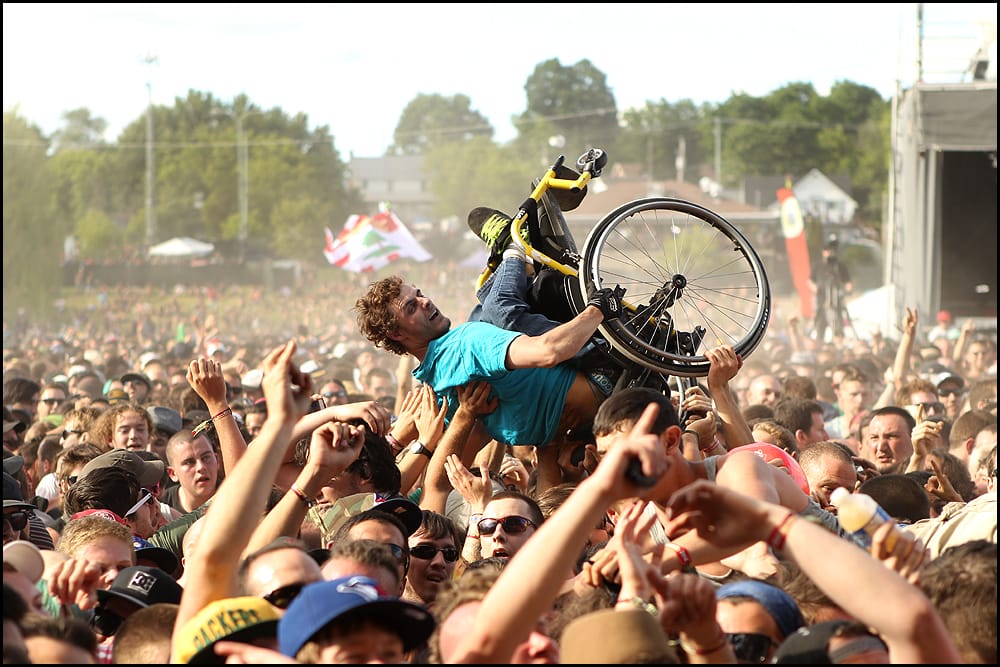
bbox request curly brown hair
[354,276,407,356]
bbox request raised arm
[187,356,248,472]
[664,480,962,664]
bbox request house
[741,170,857,226]
[347,155,435,228]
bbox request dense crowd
[3,239,997,664]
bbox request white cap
[241,369,264,389]
[3,540,44,584]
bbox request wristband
[212,407,233,421]
[701,439,723,454]
[386,433,403,451]
[289,485,316,509]
[617,596,658,616]
[465,534,480,540]
[684,631,729,656]
[666,542,695,573]
[766,512,797,552]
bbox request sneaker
[467,207,528,255]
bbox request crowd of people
[3,204,998,664]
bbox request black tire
[579,197,771,378]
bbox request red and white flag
[323,204,431,273]
[777,186,814,319]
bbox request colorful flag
[323,204,432,273]
[777,187,814,319]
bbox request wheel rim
[580,198,771,377]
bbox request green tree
[391,93,493,155]
[514,58,619,157]
[617,99,711,180]
[51,108,108,151]
[3,110,61,317]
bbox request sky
[4,3,997,157]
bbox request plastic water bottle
[829,487,900,551]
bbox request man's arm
[506,305,605,369]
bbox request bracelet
[701,439,723,454]
[766,512,797,552]
[666,542,696,573]
[289,485,316,508]
[465,534,480,540]
[684,631,729,656]
[617,596,658,616]
[386,433,402,451]
[212,407,233,421]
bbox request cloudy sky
[4,3,996,156]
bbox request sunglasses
[61,475,79,486]
[938,388,963,397]
[385,543,410,567]
[409,544,460,562]
[125,489,154,517]
[91,607,125,637]
[61,429,86,439]
[262,582,306,609]
[3,510,30,532]
[727,632,775,664]
[476,516,536,536]
[323,390,347,399]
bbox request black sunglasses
[477,516,536,536]
[61,429,86,439]
[262,582,306,609]
[938,388,963,397]
[323,390,347,399]
[3,510,30,532]
[409,544,460,562]
[91,607,125,637]
[726,632,775,664]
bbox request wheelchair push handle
[576,148,607,177]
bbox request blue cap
[278,575,434,657]
[716,580,805,639]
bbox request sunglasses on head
[726,632,775,664]
[262,582,306,609]
[3,509,30,532]
[409,544,460,562]
[477,516,536,536]
[125,489,154,517]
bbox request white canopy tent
[148,236,215,258]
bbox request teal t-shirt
[413,321,576,447]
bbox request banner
[777,187,814,319]
[323,204,432,273]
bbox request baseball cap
[172,595,280,664]
[772,619,888,663]
[936,309,952,323]
[79,449,165,489]
[132,536,179,576]
[717,580,805,639]
[70,508,129,526]
[3,417,27,435]
[317,492,423,545]
[96,565,183,609]
[241,369,264,389]
[3,540,45,584]
[120,372,152,390]
[147,405,183,436]
[3,454,24,477]
[3,471,35,511]
[299,359,325,378]
[559,607,677,663]
[106,388,130,405]
[139,351,162,369]
[278,576,434,657]
[931,371,965,390]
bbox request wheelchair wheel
[579,197,771,378]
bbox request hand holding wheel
[587,284,626,321]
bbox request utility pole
[713,117,722,185]
[144,53,158,251]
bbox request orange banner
[777,187,813,319]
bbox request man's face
[804,456,858,508]
[367,376,395,400]
[122,378,150,404]
[864,414,914,474]
[316,620,406,664]
[320,382,349,407]
[936,382,965,419]
[74,536,135,590]
[802,411,830,447]
[836,380,869,417]
[345,520,408,596]
[406,530,458,605]
[244,411,267,438]
[112,411,150,451]
[747,376,781,408]
[167,436,219,498]
[37,388,67,419]
[127,490,159,539]
[244,547,322,602]
[480,498,537,560]
[388,284,451,348]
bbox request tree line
[3,57,889,318]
